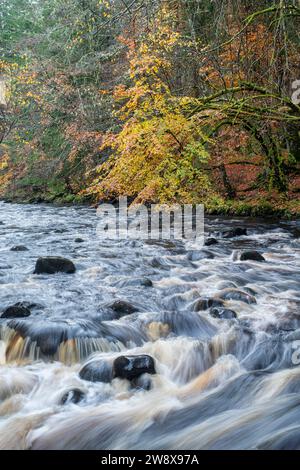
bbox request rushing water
[0,201,299,450]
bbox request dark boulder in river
[10,245,29,252]
[1,303,31,319]
[210,307,237,320]
[240,251,265,262]
[113,355,156,381]
[218,288,257,304]
[222,227,247,238]
[107,300,138,317]
[193,297,224,311]
[34,256,76,274]
[79,360,113,383]
[204,238,218,246]
[291,228,300,239]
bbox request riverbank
[1,191,300,219]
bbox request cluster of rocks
[192,286,258,322]
[204,227,266,262]
[1,227,265,322]
[79,354,156,384]
[61,354,156,404]
[0,225,265,385]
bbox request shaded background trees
[0,0,299,214]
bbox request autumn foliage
[0,0,299,214]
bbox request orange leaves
[200,11,275,90]
[113,84,129,101]
[98,89,110,96]
[85,6,213,204]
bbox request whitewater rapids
[0,202,299,450]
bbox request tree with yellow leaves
[87,6,213,204]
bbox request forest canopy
[0,0,299,215]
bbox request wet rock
[205,238,218,246]
[187,251,215,261]
[131,373,152,391]
[113,355,156,381]
[117,277,153,288]
[61,388,85,405]
[210,307,237,320]
[79,360,113,383]
[150,257,171,270]
[54,228,68,233]
[216,281,237,290]
[222,227,247,238]
[27,328,67,355]
[158,311,217,339]
[10,245,29,252]
[140,278,153,287]
[193,297,224,311]
[243,287,257,296]
[7,317,146,359]
[217,288,257,304]
[107,300,139,317]
[240,251,265,262]
[34,256,76,274]
[75,238,84,243]
[1,304,31,319]
[145,240,177,249]
[7,320,75,356]
[291,228,300,239]
[16,301,44,310]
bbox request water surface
[0,202,299,450]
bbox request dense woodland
[0,0,300,215]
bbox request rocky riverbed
[0,202,300,450]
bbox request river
[0,201,299,450]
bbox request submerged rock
[79,360,113,383]
[240,251,265,262]
[113,355,156,381]
[5,317,146,359]
[10,245,29,252]
[34,256,76,274]
[6,319,85,356]
[204,238,218,246]
[131,373,153,391]
[107,300,138,317]
[140,278,153,287]
[187,251,215,261]
[291,228,300,239]
[1,303,31,319]
[193,297,224,311]
[145,240,177,249]
[217,288,257,304]
[210,307,237,320]
[222,227,247,238]
[61,388,85,405]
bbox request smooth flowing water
[0,202,299,450]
